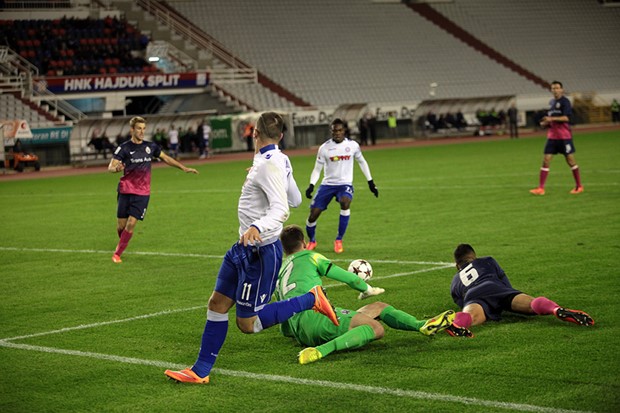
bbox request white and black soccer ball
[348,259,373,282]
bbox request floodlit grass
[1,131,618,412]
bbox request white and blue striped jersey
[310,138,372,186]
[238,144,301,246]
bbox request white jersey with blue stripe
[311,138,372,186]
[238,144,301,245]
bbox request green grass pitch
[1,130,618,412]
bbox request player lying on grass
[447,243,594,338]
[276,225,456,365]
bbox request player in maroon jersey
[530,81,583,195]
[108,116,198,263]
[447,244,594,337]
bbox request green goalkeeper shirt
[275,250,369,338]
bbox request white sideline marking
[324,265,453,289]
[1,306,205,342]
[0,246,452,266]
[0,340,593,413]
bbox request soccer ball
[348,259,373,281]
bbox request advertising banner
[34,72,209,94]
[30,126,72,144]
[210,117,233,149]
[1,119,33,145]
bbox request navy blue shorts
[544,139,575,155]
[310,184,354,210]
[214,239,283,318]
[117,193,150,220]
[463,280,522,321]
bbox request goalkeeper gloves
[358,285,385,300]
[305,184,314,199]
[368,180,379,197]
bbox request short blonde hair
[129,116,146,128]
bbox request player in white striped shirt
[165,112,339,384]
[305,118,379,254]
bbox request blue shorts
[310,184,354,210]
[463,280,522,321]
[214,239,283,318]
[544,139,575,155]
[117,193,150,220]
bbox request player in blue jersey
[108,116,198,263]
[530,80,583,195]
[164,112,339,384]
[447,244,594,338]
[305,118,378,254]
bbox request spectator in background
[243,122,254,152]
[88,131,115,159]
[387,111,398,138]
[168,125,179,159]
[153,128,168,150]
[358,114,369,146]
[426,111,438,132]
[367,112,377,145]
[181,126,195,154]
[507,103,519,139]
[13,138,23,154]
[611,99,620,123]
[198,120,211,159]
[455,110,467,131]
[115,133,125,147]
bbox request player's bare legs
[510,293,536,315]
[462,303,486,326]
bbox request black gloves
[305,184,315,199]
[368,180,379,197]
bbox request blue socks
[192,310,229,378]
[337,209,351,240]
[306,219,317,242]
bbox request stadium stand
[167,0,546,106]
[0,16,158,76]
[0,93,54,127]
[2,0,619,168]
[147,0,616,108]
[428,0,620,92]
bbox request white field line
[324,264,454,290]
[0,340,594,413]
[0,246,452,266]
[1,306,206,342]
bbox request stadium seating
[429,0,620,92]
[0,16,158,76]
[166,0,544,106]
[0,93,55,127]
[162,0,619,107]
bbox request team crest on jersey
[146,147,151,154]
[345,147,351,152]
[555,102,561,109]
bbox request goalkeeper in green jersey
[275,225,456,365]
